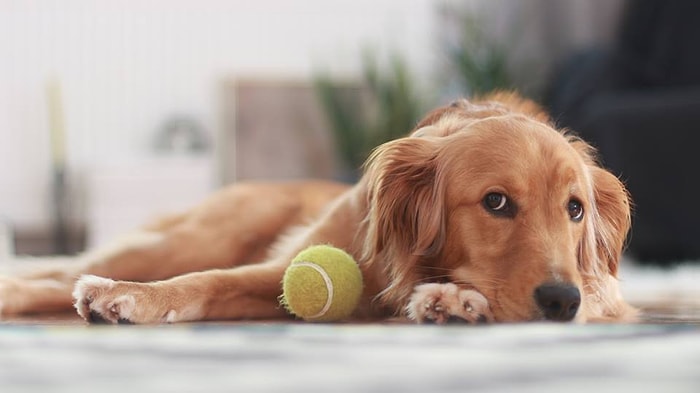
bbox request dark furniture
[547,1,700,264]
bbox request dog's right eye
[483,193,512,216]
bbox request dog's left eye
[567,199,584,222]
[483,192,513,217]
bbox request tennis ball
[280,245,363,322]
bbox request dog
[0,92,637,324]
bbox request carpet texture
[1,258,700,392]
[1,323,700,393]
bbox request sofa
[546,0,700,265]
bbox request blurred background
[0,0,696,266]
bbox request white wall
[0,0,438,228]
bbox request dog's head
[363,95,635,322]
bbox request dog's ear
[570,138,632,278]
[570,137,638,321]
[362,136,446,306]
[587,166,632,276]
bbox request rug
[1,258,700,392]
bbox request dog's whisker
[422,266,454,272]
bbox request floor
[1,260,700,392]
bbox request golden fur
[0,93,637,324]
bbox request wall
[0,0,438,230]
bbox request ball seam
[293,261,334,319]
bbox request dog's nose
[534,284,581,321]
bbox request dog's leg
[0,276,74,316]
[0,228,280,317]
[405,283,494,324]
[0,231,207,317]
[73,262,291,324]
[0,184,323,317]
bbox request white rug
[1,256,700,392]
[619,258,700,320]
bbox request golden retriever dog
[0,93,637,324]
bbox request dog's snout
[534,284,581,321]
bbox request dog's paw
[406,283,493,324]
[73,275,133,324]
[73,275,174,324]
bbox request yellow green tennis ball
[280,245,363,322]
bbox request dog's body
[0,93,637,324]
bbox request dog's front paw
[72,275,167,324]
[406,283,493,324]
[73,275,135,324]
